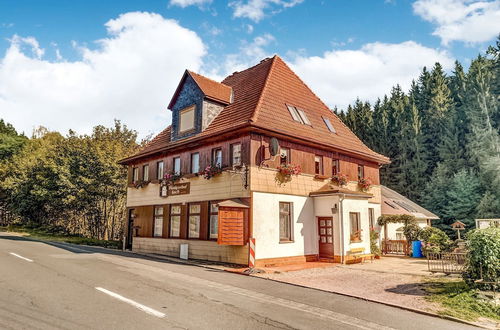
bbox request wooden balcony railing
[382,240,410,256]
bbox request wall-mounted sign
[160,182,190,197]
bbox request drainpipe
[339,194,345,264]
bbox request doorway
[126,208,135,249]
[318,217,334,258]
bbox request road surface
[0,232,477,330]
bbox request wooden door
[218,207,247,245]
[318,217,334,258]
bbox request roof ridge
[222,56,275,83]
[188,70,231,89]
[250,55,278,123]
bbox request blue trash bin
[412,240,423,258]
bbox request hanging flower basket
[201,165,223,180]
[163,172,182,186]
[275,164,302,187]
[331,173,348,186]
[358,177,372,191]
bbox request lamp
[331,204,338,214]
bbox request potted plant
[132,180,149,189]
[163,171,182,186]
[275,163,302,187]
[331,172,348,186]
[201,165,223,180]
[370,229,381,258]
[350,229,362,242]
[358,177,372,191]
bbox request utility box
[180,243,188,260]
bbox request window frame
[322,116,336,133]
[169,204,182,238]
[156,161,164,181]
[279,202,294,243]
[332,159,340,176]
[286,105,303,123]
[173,157,181,175]
[132,167,139,182]
[191,152,200,174]
[211,148,222,167]
[179,105,196,133]
[187,203,201,239]
[208,201,219,240]
[153,206,163,237]
[142,164,149,182]
[358,164,365,180]
[349,212,362,242]
[295,108,311,126]
[230,143,242,166]
[314,155,323,175]
[280,147,290,166]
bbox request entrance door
[318,217,334,258]
[126,209,134,249]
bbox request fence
[382,240,410,256]
[427,252,467,274]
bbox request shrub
[463,227,500,288]
[420,226,453,255]
[370,229,381,256]
[403,223,422,242]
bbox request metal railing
[427,252,467,274]
[382,240,410,256]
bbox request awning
[217,199,249,208]
[309,183,373,198]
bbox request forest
[0,39,498,241]
[338,38,500,236]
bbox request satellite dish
[269,137,280,156]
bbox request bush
[420,226,453,255]
[463,227,500,287]
[370,230,381,256]
[403,223,422,242]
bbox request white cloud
[413,0,500,45]
[289,41,455,110]
[229,0,303,22]
[169,0,212,8]
[0,12,206,137]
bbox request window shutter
[150,162,157,182]
[127,166,133,184]
[163,205,170,238]
[217,207,246,245]
[241,140,249,165]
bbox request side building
[119,56,390,266]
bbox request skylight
[322,116,336,133]
[286,105,311,126]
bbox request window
[170,205,181,238]
[173,157,181,175]
[212,148,222,167]
[209,202,219,239]
[358,165,364,180]
[349,212,361,242]
[153,206,163,237]
[286,105,311,125]
[369,208,375,229]
[315,156,323,175]
[280,147,290,166]
[191,153,200,174]
[188,203,201,239]
[157,161,164,180]
[231,143,241,166]
[279,202,293,242]
[332,159,340,176]
[132,167,139,182]
[322,116,336,133]
[295,108,311,125]
[179,105,195,133]
[142,164,149,181]
[396,232,404,240]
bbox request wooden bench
[346,247,374,264]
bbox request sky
[0,0,499,138]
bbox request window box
[275,164,301,187]
[132,180,149,189]
[314,174,329,180]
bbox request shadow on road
[385,283,428,296]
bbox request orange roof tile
[188,71,232,105]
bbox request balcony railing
[382,240,410,256]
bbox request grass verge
[423,279,499,321]
[0,224,121,249]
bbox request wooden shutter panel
[127,166,133,184]
[162,204,170,238]
[241,140,249,165]
[217,207,246,245]
[150,161,157,182]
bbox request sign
[160,182,190,197]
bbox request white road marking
[95,287,166,318]
[9,252,33,262]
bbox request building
[119,55,390,267]
[380,185,439,240]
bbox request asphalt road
[0,232,477,330]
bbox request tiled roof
[188,71,233,105]
[381,185,439,220]
[122,56,390,164]
[132,126,172,157]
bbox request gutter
[339,194,345,264]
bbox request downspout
[339,194,345,264]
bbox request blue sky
[0,0,499,136]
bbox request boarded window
[217,207,246,245]
[153,206,163,237]
[279,202,293,242]
[188,203,201,239]
[209,202,218,239]
[170,205,181,238]
[179,105,195,132]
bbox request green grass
[423,279,500,321]
[0,224,121,249]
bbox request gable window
[191,152,200,174]
[209,202,218,239]
[132,167,139,182]
[279,202,293,242]
[153,206,163,237]
[142,164,149,182]
[231,143,242,166]
[332,159,340,176]
[280,147,290,166]
[157,161,164,180]
[173,157,181,175]
[358,165,364,180]
[315,156,323,175]
[169,205,181,238]
[179,105,195,133]
[212,148,222,167]
[286,105,311,125]
[369,208,375,229]
[350,212,361,242]
[188,203,201,239]
[322,116,336,133]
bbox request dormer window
[179,105,195,133]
